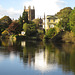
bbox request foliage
[0,16,12,27]
[62,31,75,43]
[23,23,37,36]
[23,23,28,32]
[19,10,28,26]
[8,21,21,35]
[69,7,75,26]
[71,26,75,35]
[22,10,28,23]
[45,28,57,39]
[33,18,43,28]
[69,7,75,33]
[2,29,9,35]
[18,16,23,25]
[0,16,12,35]
[56,7,72,31]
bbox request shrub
[2,29,9,35]
[45,28,57,39]
[62,31,75,43]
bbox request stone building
[45,15,60,30]
[24,6,35,21]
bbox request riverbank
[1,31,75,44]
[52,31,75,43]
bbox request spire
[44,13,45,20]
[33,6,35,9]
[24,6,26,10]
[28,6,31,9]
[44,13,45,29]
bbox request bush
[2,29,9,35]
[23,23,37,36]
[62,31,75,43]
[45,28,57,39]
[72,26,75,35]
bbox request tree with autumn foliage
[8,21,21,35]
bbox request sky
[0,0,75,20]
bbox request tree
[0,16,12,35]
[56,7,72,31]
[69,7,75,34]
[33,18,43,28]
[8,22,21,35]
[0,16,12,28]
[19,10,28,26]
[22,10,28,23]
[45,28,57,39]
[2,29,9,35]
[19,15,23,25]
[23,23,37,36]
[23,23,28,32]
[69,7,75,26]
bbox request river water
[0,39,75,75]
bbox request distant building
[24,6,35,21]
[45,15,60,30]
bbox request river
[0,39,75,75]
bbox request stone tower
[24,6,35,21]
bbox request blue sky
[0,0,75,19]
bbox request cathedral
[24,6,35,21]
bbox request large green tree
[69,7,75,26]
[56,7,72,31]
[69,7,75,33]
[18,10,28,31]
[23,23,37,36]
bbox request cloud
[0,6,22,19]
[0,0,66,19]
[23,0,66,18]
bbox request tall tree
[69,7,75,26]
[19,10,28,25]
[69,7,75,33]
[18,10,28,31]
[22,10,28,24]
[56,7,72,31]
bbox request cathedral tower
[24,6,35,21]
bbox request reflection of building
[21,41,26,47]
[34,50,57,73]
[45,15,60,30]
[24,6,35,21]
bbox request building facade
[45,15,60,30]
[24,6,35,21]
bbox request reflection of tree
[22,41,39,66]
[44,43,57,64]
[54,43,75,73]
[70,50,75,74]
[1,39,75,74]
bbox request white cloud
[0,0,66,19]
[23,0,66,18]
[0,6,22,20]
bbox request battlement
[24,6,35,20]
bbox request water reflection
[0,39,75,75]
